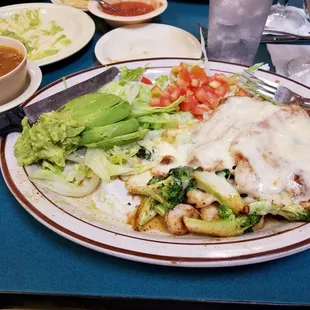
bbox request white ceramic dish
[50,0,89,11]
[95,24,202,65]
[0,3,95,66]
[88,0,167,28]
[0,61,42,114]
[2,58,310,268]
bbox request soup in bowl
[0,36,27,105]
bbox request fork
[238,70,310,109]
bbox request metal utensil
[93,0,118,12]
[0,67,120,136]
[238,69,310,108]
[198,23,310,44]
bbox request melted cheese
[190,97,310,205]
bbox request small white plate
[0,3,95,66]
[95,23,202,65]
[50,0,89,11]
[0,61,42,114]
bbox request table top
[1,0,310,306]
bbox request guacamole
[14,112,85,167]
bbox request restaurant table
[1,0,310,308]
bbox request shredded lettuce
[85,148,157,182]
[119,66,146,85]
[155,75,169,89]
[99,81,151,105]
[138,112,195,130]
[29,163,100,197]
[0,9,71,61]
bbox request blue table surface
[1,0,310,305]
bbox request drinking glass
[266,0,305,30]
[207,0,273,66]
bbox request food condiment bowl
[0,36,27,105]
[88,0,168,28]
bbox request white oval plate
[50,0,89,11]
[0,61,42,114]
[0,3,95,66]
[95,24,202,65]
[2,58,310,268]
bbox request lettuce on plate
[29,162,100,197]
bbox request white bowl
[88,0,168,28]
[0,36,28,105]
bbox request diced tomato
[236,87,251,97]
[141,76,153,85]
[162,89,171,99]
[178,67,191,83]
[214,73,229,83]
[191,104,207,116]
[194,85,221,108]
[171,66,181,74]
[150,97,161,107]
[179,95,198,112]
[160,97,172,107]
[180,62,188,69]
[214,84,229,97]
[170,89,181,102]
[190,65,209,84]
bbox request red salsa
[99,1,155,16]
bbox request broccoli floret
[128,166,195,210]
[168,166,196,192]
[249,201,310,222]
[134,197,157,231]
[136,146,152,160]
[184,204,261,237]
[147,176,164,185]
[130,175,183,209]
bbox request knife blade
[24,66,120,124]
[0,67,119,137]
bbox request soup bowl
[88,0,168,28]
[0,36,28,105]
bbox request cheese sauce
[191,97,310,205]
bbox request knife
[0,67,120,136]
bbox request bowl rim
[0,35,27,81]
[88,0,168,21]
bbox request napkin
[267,44,310,86]
[264,5,310,36]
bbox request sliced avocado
[86,129,149,149]
[78,102,131,130]
[80,118,139,145]
[59,93,120,113]
[194,171,245,215]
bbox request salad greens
[0,9,72,60]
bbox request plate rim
[0,3,95,66]
[0,61,42,114]
[94,24,202,65]
[50,0,89,12]
[2,57,310,267]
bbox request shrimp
[186,189,216,208]
[165,204,199,235]
[200,203,219,221]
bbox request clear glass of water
[207,0,273,66]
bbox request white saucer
[0,61,42,114]
[50,0,89,11]
[95,23,202,65]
